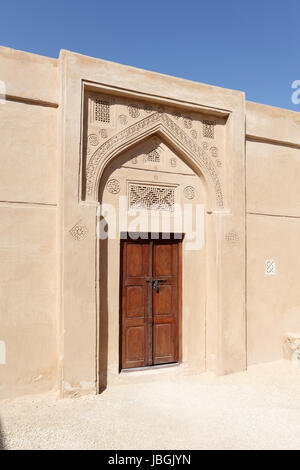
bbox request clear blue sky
[1,0,299,110]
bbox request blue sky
[1,0,299,110]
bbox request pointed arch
[84,112,224,208]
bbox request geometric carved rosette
[69,223,88,241]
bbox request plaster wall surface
[0,206,57,399]
[0,100,57,204]
[0,46,58,104]
[247,214,300,364]
[0,47,58,399]
[246,102,300,364]
[246,100,300,146]
[246,140,300,217]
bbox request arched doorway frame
[59,67,246,397]
[84,111,224,211]
[95,131,210,390]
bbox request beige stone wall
[0,47,58,398]
[1,45,300,400]
[246,101,300,365]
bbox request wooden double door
[120,236,181,369]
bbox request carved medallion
[99,128,108,139]
[118,115,128,125]
[88,134,99,146]
[128,105,140,119]
[183,118,192,129]
[69,223,88,241]
[106,179,120,194]
[183,186,195,200]
[170,157,177,168]
[210,146,218,158]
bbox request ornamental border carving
[85,111,224,208]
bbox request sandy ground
[1,360,300,450]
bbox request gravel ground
[1,360,300,450]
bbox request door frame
[119,232,183,372]
[59,64,246,397]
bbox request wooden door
[152,241,179,365]
[120,236,180,370]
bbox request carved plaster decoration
[210,146,218,158]
[225,231,239,246]
[169,157,177,168]
[99,129,108,139]
[128,104,140,119]
[172,110,181,120]
[106,179,120,194]
[216,159,222,167]
[202,120,215,139]
[131,157,137,164]
[183,186,195,200]
[190,129,197,140]
[144,105,153,114]
[144,149,160,163]
[89,95,114,127]
[85,112,223,208]
[88,134,99,146]
[157,106,165,114]
[95,99,110,123]
[118,115,128,125]
[129,183,175,211]
[69,223,88,241]
[183,118,192,129]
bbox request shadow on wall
[0,419,6,450]
[99,230,108,393]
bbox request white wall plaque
[265,259,276,275]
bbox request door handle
[153,278,166,293]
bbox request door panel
[121,240,150,369]
[126,243,144,277]
[121,236,180,370]
[153,244,173,276]
[127,286,145,317]
[156,285,172,314]
[125,326,145,363]
[152,241,178,365]
[154,323,174,362]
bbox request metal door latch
[153,278,166,292]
